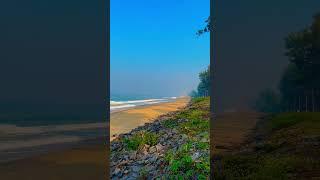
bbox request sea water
[110,94,177,112]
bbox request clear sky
[111,0,210,98]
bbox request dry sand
[110,97,190,141]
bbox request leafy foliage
[165,142,209,179]
[197,16,215,35]
[190,66,211,97]
[278,13,320,112]
[123,131,159,150]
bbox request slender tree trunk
[306,93,308,112]
[312,88,315,112]
[298,95,301,112]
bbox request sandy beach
[0,97,189,179]
[110,97,190,141]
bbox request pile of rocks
[110,114,190,179]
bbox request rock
[149,156,157,163]
[146,165,156,172]
[191,152,200,160]
[200,138,208,142]
[156,144,165,152]
[129,151,137,160]
[137,160,144,164]
[123,155,129,160]
[126,175,138,180]
[149,146,157,153]
[113,167,121,175]
[141,146,149,155]
[132,165,140,172]
[110,105,211,179]
[181,134,188,139]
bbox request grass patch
[269,112,320,130]
[164,142,210,179]
[214,155,301,180]
[163,119,179,129]
[179,118,209,137]
[162,97,210,178]
[123,131,159,151]
[216,112,320,179]
[191,97,209,104]
[176,109,206,120]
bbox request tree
[197,16,214,36]
[280,13,320,112]
[189,90,199,98]
[254,89,281,113]
[197,66,210,97]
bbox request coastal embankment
[110,97,210,179]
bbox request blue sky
[111,0,209,98]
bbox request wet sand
[110,97,190,141]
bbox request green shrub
[123,133,144,150]
[123,131,159,150]
[269,112,320,130]
[163,119,178,128]
[143,131,158,146]
[180,118,209,136]
[191,97,208,104]
[164,142,209,179]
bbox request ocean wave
[111,98,167,105]
[110,101,125,105]
[110,104,136,110]
[110,97,177,111]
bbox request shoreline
[0,97,189,164]
[110,97,190,141]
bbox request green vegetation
[163,119,179,129]
[189,66,210,97]
[123,131,159,151]
[191,96,209,104]
[254,89,281,113]
[215,155,304,180]
[163,97,210,178]
[268,112,320,130]
[165,142,210,179]
[139,167,148,179]
[197,16,213,36]
[214,112,320,179]
[254,13,320,113]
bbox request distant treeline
[255,13,320,113]
[190,66,210,97]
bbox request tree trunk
[312,88,315,112]
[306,93,308,112]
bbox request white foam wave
[110,104,136,110]
[110,97,177,111]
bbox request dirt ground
[211,111,261,155]
[0,139,106,180]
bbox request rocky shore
[110,97,210,179]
